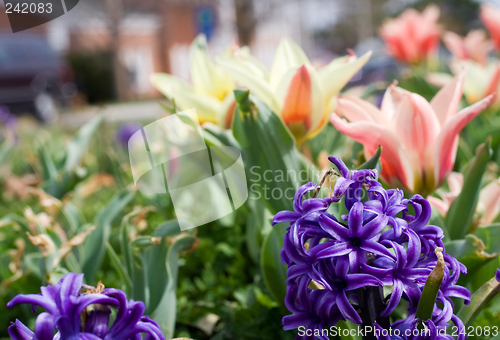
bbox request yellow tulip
[150,34,234,126]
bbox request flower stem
[357,255,390,339]
[312,169,338,198]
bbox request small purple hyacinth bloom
[7,273,165,340]
[0,106,17,128]
[116,122,142,147]
[274,157,470,340]
[496,268,500,283]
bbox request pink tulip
[330,73,494,195]
[428,172,500,225]
[480,3,500,52]
[379,4,442,64]
[443,30,491,66]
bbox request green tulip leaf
[64,114,104,171]
[447,138,492,240]
[82,190,135,283]
[150,233,197,339]
[457,275,500,327]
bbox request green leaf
[415,251,445,324]
[246,199,273,264]
[447,138,493,240]
[146,220,185,313]
[231,89,313,214]
[336,321,363,340]
[0,141,13,166]
[232,89,315,306]
[105,242,132,292]
[39,148,58,182]
[357,146,382,172]
[150,233,196,339]
[445,234,497,279]
[457,275,500,326]
[260,225,288,304]
[82,190,135,282]
[64,114,104,171]
[203,122,240,148]
[61,202,84,235]
[475,223,500,254]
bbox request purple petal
[380,279,403,316]
[346,274,381,291]
[316,242,352,259]
[57,273,83,314]
[272,211,301,225]
[445,286,471,304]
[79,333,103,340]
[293,182,317,213]
[329,157,350,177]
[334,256,350,278]
[360,240,394,259]
[8,320,34,340]
[7,294,56,314]
[318,214,349,240]
[358,213,389,240]
[348,202,364,236]
[333,177,355,198]
[336,291,362,324]
[34,313,54,340]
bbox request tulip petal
[216,57,281,114]
[380,83,409,120]
[478,179,500,225]
[447,172,464,195]
[189,34,233,100]
[480,4,500,50]
[317,51,372,101]
[426,72,454,88]
[225,44,270,79]
[269,38,310,89]
[150,73,221,124]
[392,93,440,193]
[430,72,465,126]
[427,196,449,216]
[337,97,386,125]
[330,113,414,191]
[443,31,468,60]
[276,64,324,141]
[434,94,494,184]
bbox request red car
[0,33,75,122]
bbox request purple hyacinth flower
[7,273,165,340]
[116,122,143,147]
[496,268,500,283]
[276,157,470,339]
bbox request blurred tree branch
[105,0,128,101]
[234,0,256,46]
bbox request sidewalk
[60,100,167,128]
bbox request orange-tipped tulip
[217,39,372,142]
[480,3,500,52]
[330,73,493,195]
[443,30,490,66]
[379,5,441,65]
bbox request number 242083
[5,3,53,14]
